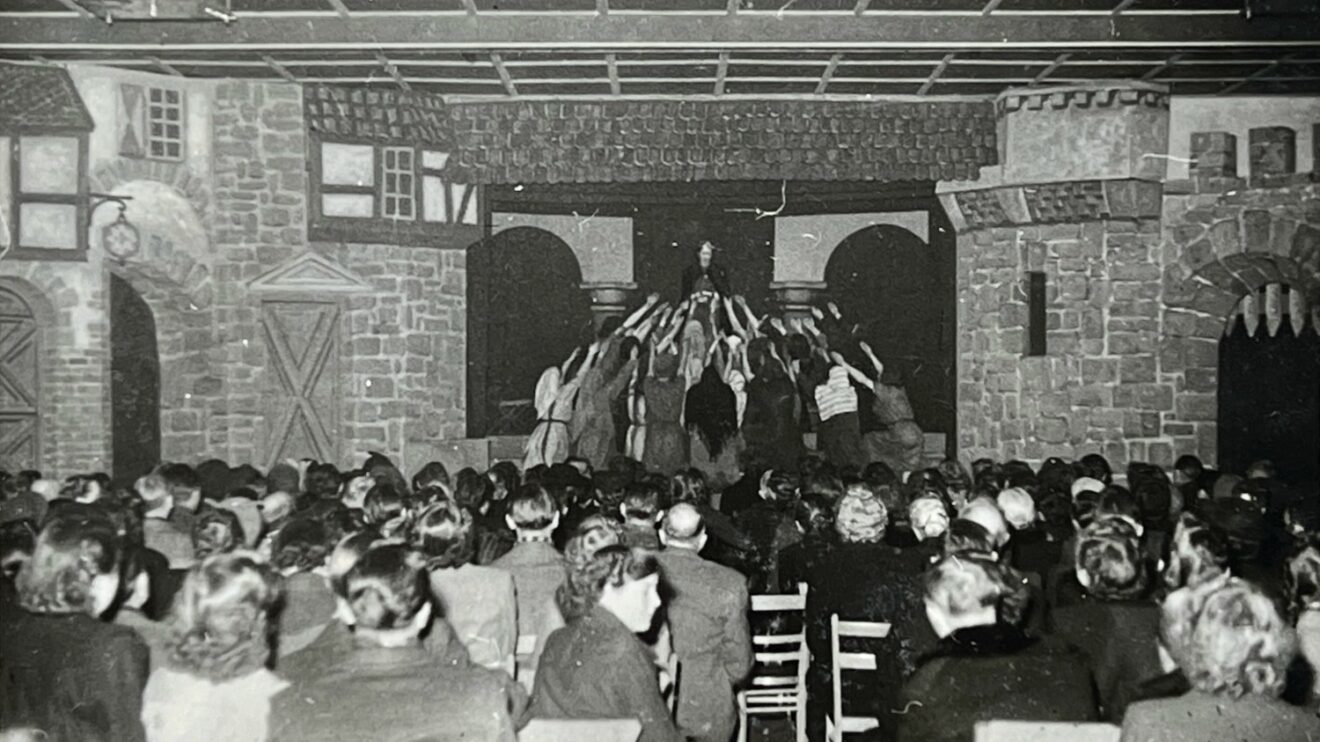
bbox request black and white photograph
[0,0,1318,740]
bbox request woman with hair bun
[897,554,1098,742]
[1121,577,1320,741]
[271,543,518,742]
[1,508,149,742]
[530,535,680,742]
[140,552,284,742]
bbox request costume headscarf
[685,363,738,459]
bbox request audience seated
[492,483,566,679]
[531,532,680,742]
[1121,577,1320,741]
[269,517,336,657]
[271,543,519,741]
[138,471,194,569]
[0,507,150,741]
[897,554,1099,742]
[414,499,517,675]
[656,503,752,742]
[141,552,286,742]
[1050,516,1162,721]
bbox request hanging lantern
[101,203,140,263]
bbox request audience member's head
[137,472,173,517]
[960,497,1009,548]
[1160,577,1296,699]
[411,500,475,570]
[505,484,559,535]
[166,552,282,681]
[923,553,1029,637]
[343,543,432,639]
[487,461,521,501]
[834,482,887,544]
[270,517,329,574]
[158,463,202,512]
[620,481,665,527]
[996,487,1036,531]
[452,468,494,514]
[943,518,998,559]
[793,493,836,542]
[302,462,341,500]
[557,539,661,631]
[670,469,710,507]
[191,506,244,560]
[258,490,296,530]
[1078,453,1113,485]
[909,496,951,542]
[660,503,705,551]
[1075,516,1149,600]
[18,507,121,617]
[216,497,263,550]
[363,483,407,530]
[1162,512,1229,592]
[0,518,38,584]
[60,475,104,504]
[327,531,383,602]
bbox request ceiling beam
[815,53,841,94]
[1218,55,1292,93]
[490,52,517,96]
[376,52,410,91]
[1141,53,1183,79]
[605,52,620,94]
[53,0,96,19]
[714,51,729,95]
[324,0,351,19]
[261,54,299,83]
[918,53,953,94]
[1030,52,1070,84]
[2,14,1314,50]
[148,55,182,76]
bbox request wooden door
[0,287,39,470]
[260,300,341,468]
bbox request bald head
[661,503,705,548]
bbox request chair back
[519,719,642,742]
[973,721,1120,742]
[826,614,890,742]
[737,583,810,742]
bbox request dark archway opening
[824,221,957,442]
[110,274,161,486]
[1218,307,1320,485]
[467,227,593,437]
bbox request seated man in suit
[657,503,752,742]
[492,484,565,682]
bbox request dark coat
[656,547,753,742]
[805,541,938,742]
[271,637,518,742]
[896,625,1099,742]
[1050,597,1163,721]
[1120,690,1320,742]
[0,609,150,742]
[741,373,804,470]
[531,605,683,742]
[681,262,730,300]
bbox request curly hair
[1075,516,1149,601]
[411,461,451,493]
[507,485,558,531]
[924,553,1031,628]
[1287,540,1320,616]
[344,543,429,630]
[18,507,120,614]
[452,468,494,513]
[794,493,836,542]
[411,500,475,569]
[327,530,384,599]
[165,552,282,682]
[943,518,997,559]
[1161,577,1297,699]
[191,507,244,560]
[364,483,407,527]
[270,518,329,573]
[1162,512,1229,592]
[556,541,659,623]
[303,462,342,500]
[670,469,709,507]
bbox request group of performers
[523,241,925,482]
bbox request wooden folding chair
[974,720,1120,742]
[736,584,809,742]
[825,614,890,742]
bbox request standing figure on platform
[643,347,689,478]
[686,353,742,491]
[569,297,660,470]
[680,240,730,305]
[741,337,804,469]
[816,355,867,470]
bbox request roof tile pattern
[445,99,997,184]
[0,63,94,132]
[304,84,452,148]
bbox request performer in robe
[680,240,730,304]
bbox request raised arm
[734,295,763,339]
[619,293,661,334]
[859,340,885,381]
[560,346,583,377]
[830,351,875,391]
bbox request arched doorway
[1218,283,1320,482]
[0,287,41,470]
[110,274,161,485]
[467,227,593,436]
[824,223,956,439]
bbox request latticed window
[381,146,415,220]
[146,87,183,160]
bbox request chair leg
[736,694,748,742]
[795,694,807,742]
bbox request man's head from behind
[660,503,706,552]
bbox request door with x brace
[260,300,341,469]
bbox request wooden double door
[0,287,39,470]
[260,299,342,468]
